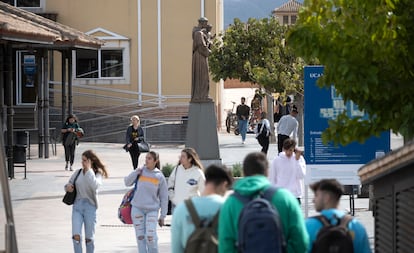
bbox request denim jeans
[72,198,97,253]
[131,206,159,253]
[238,119,248,142]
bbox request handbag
[137,140,150,153]
[62,169,82,205]
[118,175,139,224]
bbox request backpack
[233,186,286,253]
[256,123,269,139]
[184,199,219,253]
[311,215,354,253]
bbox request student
[306,179,372,253]
[254,111,271,154]
[277,106,299,153]
[64,150,108,253]
[218,152,308,253]
[125,115,145,169]
[269,138,306,204]
[124,151,168,253]
[61,114,83,171]
[167,148,205,212]
[171,164,233,253]
[236,97,250,144]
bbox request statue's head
[198,17,208,28]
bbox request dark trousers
[129,148,141,169]
[257,136,270,154]
[277,134,290,153]
[64,143,76,165]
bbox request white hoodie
[268,152,306,198]
[167,164,205,206]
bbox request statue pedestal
[185,102,221,167]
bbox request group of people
[62,112,370,253]
[236,95,299,155]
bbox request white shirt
[268,152,306,198]
[277,114,298,142]
[167,165,205,205]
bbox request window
[291,15,297,24]
[283,16,289,25]
[76,49,124,79]
[1,0,41,7]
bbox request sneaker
[65,163,68,171]
[70,166,73,171]
[242,141,245,144]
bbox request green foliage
[209,17,306,94]
[161,163,175,178]
[288,0,414,145]
[231,163,243,177]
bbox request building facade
[272,0,302,25]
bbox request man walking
[171,164,233,253]
[306,179,372,253]
[277,106,299,153]
[236,97,250,144]
[269,138,306,204]
[218,152,308,253]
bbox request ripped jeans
[72,198,97,253]
[131,206,159,253]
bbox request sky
[224,0,304,28]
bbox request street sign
[304,66,390,185]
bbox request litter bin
[13,145,27,163]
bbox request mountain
[224,0,304,28]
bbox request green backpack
[184,199,219,253]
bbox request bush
[162,163,175,178]
[232,163,243,177]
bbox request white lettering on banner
[310,73,323,78]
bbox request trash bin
[13,145,27,163]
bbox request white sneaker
[70,166,73,171]
[242,141,245,144]
[65,163,68,171]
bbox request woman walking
[255,112,271,154]
[64,150,108,253]
[124,151,168,253]
[125,115,145,169]
[167,148,205,212]
[61,114,83,171]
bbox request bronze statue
[191,17,212,102]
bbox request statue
[191,17,213,102]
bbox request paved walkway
[1,132,376,252]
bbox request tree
[288,0,414,145]
[209,17,305,95]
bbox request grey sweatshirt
[124,167,169,219]
[65,168,102,208]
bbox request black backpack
[184,199,219,253]
[311,215,354,253]
[256,123,269,139]
[233,186,286,253]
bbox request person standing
[254,112,271,154]
[269,138,306,204]
[64,150,108,253]
[171,164,233,253]
[125,115,145,170]
[277,106,299,153]
[61,114,83,171]
[306,179,372,253]
[236,97,250,144]
[168,148,205,212]
[124,151,169,253]
[218,152,308,253]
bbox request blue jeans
[72,198,97,253]
[238,119,248,141]
[131,206,159,253]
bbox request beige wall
[45,0,222,106]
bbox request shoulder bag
[62,169,82,205]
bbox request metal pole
[61,51,66,124]
[68,49,73,115]
[37,51,44,158]
[6,44,14,178]
[43,50,50,158]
